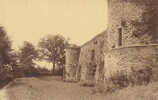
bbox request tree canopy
[0,26,12,65]
[38,34,69,71]
[19,41,38,67]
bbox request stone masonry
[78,31,108,83]
[64,45,80,81]
[64,0,158,84]
[108,0,158,48]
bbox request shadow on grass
[0,78,14,89]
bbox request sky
[0,0,108,49]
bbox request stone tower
[107,0,158,49]
[64,45,80,81]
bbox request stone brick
[64,0,158,85]
[78,31,109,82]
[64,46,80,81]
[108,0,158,49]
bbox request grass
[0,78,13,89]
[104,82,158,100]
[1,76,158,100]
[6,79,26,89]
[79,80,96,87]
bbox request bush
[80,80,96,87]
[36,67,52,76]
[102,66,153,93]
[0,64,14,88]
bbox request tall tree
[19,41,38,68]
[38,34,69,72]
[0,26,12,66]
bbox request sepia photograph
[0,0,158,100]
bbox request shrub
[102,66,153,93]
[0,64,14,88]
[80,80,96,87]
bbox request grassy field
[0,76,158,100]
[0,76,105,100]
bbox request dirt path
[0,76,106,100]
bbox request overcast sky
[0,0,108,49]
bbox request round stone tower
[64,45,80,81]
[107,0,158,48]
[104,0,158,85]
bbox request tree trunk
[52,58,55,73]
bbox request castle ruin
[64,0,158,84]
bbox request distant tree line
[0,26,70,87]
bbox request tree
[18,41,38,76]
[0,26,14,85]
[19,41,38,68]
[38,34,69,73]
[0,26,12,66]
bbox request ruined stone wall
[104,45,158,82]
[64,0,158,85]
[64,47,80,81]
[78,31,109,82]
[108,0,158,49]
